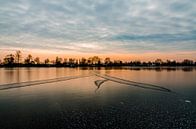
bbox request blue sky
[0,0,196,57]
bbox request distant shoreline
[0,65,196,68]
[2,51,195,68]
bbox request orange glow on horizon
[0,50,196,62]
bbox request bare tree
[68,58,75,65]
[4,54,15,65]
[104,57,111,65]
[15,50,22,64]
[24,54,33,64]
[44,58,50,64]
[92,56,101,65]
[34,57,40,64]
[80,57,87,65]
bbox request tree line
[0,51,196,67]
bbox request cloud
[112,30,196,42]
[0,0,196,54]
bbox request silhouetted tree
[182,59,194,66]
[34,57,40,64]
[15,50,22,64]
[114,60,122,66]
[91,56,101,65]
[80,57,87,65]
[104,57,111,65]
[56,56,62,65]
[24,54,34,64]
[133,60,141,66]
[68,58,76,66]
[147,61,152,66]
[1,50,196,67]
[63,58,68,65]
[44,58,50,64]
[166,59,176,66]
[87,57,93,65]
[75,59,79,65]
[155,59,163,66]
[4,54,15,65]
[142,62,148,66]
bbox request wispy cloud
[0,0,196,54]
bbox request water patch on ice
[185,100,191,103]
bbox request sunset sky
[0,0,196,61]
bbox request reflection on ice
[0,68,195,129]
[94,72,172,93]
[0,75,91,90]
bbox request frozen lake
[0,67,196,129]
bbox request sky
[0,0,196,61]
